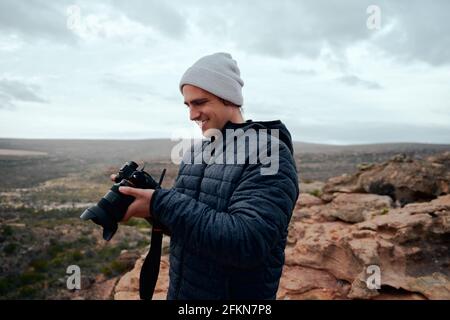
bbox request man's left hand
[118,186,154,222]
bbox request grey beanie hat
[179,52,244,106]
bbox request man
[118,52,299,299]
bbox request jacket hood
[223,119,295,155]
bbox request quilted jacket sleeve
[150,143,299,269]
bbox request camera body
[80,161,164,241]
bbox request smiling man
[119,52,300,300]
[183,85,243,135]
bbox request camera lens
[80,181,135,240]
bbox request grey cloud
[0,0,187,43]
[0,0,76,43]
[101,74,179,103]
[188,0,450,66]
[1,0,449,66]
[337,75,382,90]
[189,0,376,58]
[109,0,187,39]
[0,92,14,109]
[102,74,155,95]
[0,79,48,108]
[283,68,317,76]
[375,1,450,66]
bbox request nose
[189,106,201,121]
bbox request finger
[110,174,117,182]
[119,186,146,197]
[121,200,141,222]
[122,209,134,222]
[118,186,136,196]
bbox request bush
[124,218,149,229]
[49,256,64,267]
[3,243,18,255]
[100,266,112,277]
[71,250,83,261]
[19,271,45,286]
[2,225,13,237]
[17,285,40,299]
[0,278,14,296]
[48,242,65,257]
[98,246,120,259]
[309,189,322,197]
[110,261,129,274]
[29,259,49,272]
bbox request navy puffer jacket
[151,120,299,299]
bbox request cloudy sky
[0,0,449,144]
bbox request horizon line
[0,136,449,147]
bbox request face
[182,85,236,135]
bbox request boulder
[322,152,450,205]
[296,193,324,209]
[294,193,393,223]
[114,254,170,300]
[283,194,450,299]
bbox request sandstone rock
[284,194,450,299]
[114,254,170,300]
[327,193,393,223]
[71,276,119,300]
[299,181,325,195]
[373,292,426,300]
[114,291,140,300]
[294,193,393,223]
[277,265,350,300]
[322,152,450,205]
[296,193,324,209]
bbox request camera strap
[139,169,167,300]
[139,222,163,300]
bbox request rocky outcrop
[114,254,170,300]
[322,152,450,205]
[294,192,393,223]
[280,194,450,300]
[296,193,324,209]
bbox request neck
[230,110,244,124]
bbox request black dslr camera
[80,161,166,241]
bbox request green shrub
[309,189,322,197]
[98,246,120,259]
[71,250,83,261]
[49,256,64,267]
[136,239,149,248]
[48,242,65,257]
[110,261,129,274]
[100,266,112,277]
[118,241,129,250]
[29,259,49,272]
[0,277,14,296]
[3,243,18,255]
[2,225,13,237]
[124,218,149,229]
[19,271,45,286]
[17,285,40,299]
